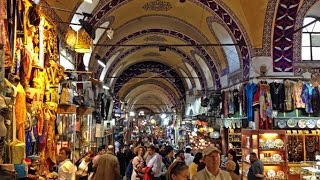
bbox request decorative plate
[267,170,276,178]
[265,139,275,149]
[317,120,320,128]
[298,119,307,128]
[287,118,297,128]
[259,139,265,148]
[307,119,316,128]
[272,154,282,162]
[277,171,285,178]
[277,120,286,128]
[274,139,284,148]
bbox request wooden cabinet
[258,130,287,180]
[241,130,288,180]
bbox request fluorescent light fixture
[98,60,106,67]
[103,85,109,90]
[107,28,114,39]
[84,0,93,3]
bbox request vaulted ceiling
[44,0,274,114]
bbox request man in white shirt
[58,147,76,180]
[184,146,194,166]
[146,145,162,179]
[192,145,231,180]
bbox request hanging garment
[228,90,234,115]
[293,80,305,108]
[10,139,26,164]
[0,0,12,68]
[258,82,272,129]
[284,80,294,111]
[15,83,26,142]
[269,82,285,111]
[301,83,314,114]
[244,83,257,122]
[223,91,229,117]
[233,89,240,114]
[312,87,320,114]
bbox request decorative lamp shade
[74,29,92,53]
[65,27,77,47]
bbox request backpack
[125,159,133,180]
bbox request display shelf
[258,130,288,180]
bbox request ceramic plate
[317,120,320,128]
[275,139,284,148]
[265,139,275,149]
[277,171,285,178]
[298,119,307,128]
[267,170,276,178]
[307,119,316,128]
[278,120,286,128]
[272,154,282,162]
[287,118,297,128]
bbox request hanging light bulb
[107,28,114,39]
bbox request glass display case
[76,107,94,155]
[57,104,77,161]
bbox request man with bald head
[94,144,120,180]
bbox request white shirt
[76,160,90,177]
[58,159,76,180]
[184,153,194,166]
[147,153,162,177]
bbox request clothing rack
[219,75,307,91]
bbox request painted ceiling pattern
[44,0,320,112]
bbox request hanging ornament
[74,29,92,53]
[65,27,77,48]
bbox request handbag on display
[60,82,73,104]
[9,140,26,164]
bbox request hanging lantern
[65,27,77,47]
[74,29,92,53]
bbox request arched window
[301,17,320,61]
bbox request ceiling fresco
[44,0,319,113]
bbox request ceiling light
[103,85,109,90]
[98,60,106,67]
[84,0,93,3]
[107,28,114,39]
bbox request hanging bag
[60,82,73,104]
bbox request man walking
[94,145,121,180]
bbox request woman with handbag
[75,151,94,180]
[131,146,146,180]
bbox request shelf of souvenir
[228,129,242,158]
[241,129,259,180]
[274,116,320,129]
[258,130,288,180]
[286,130,320,179]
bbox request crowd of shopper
[56,143,264,180]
